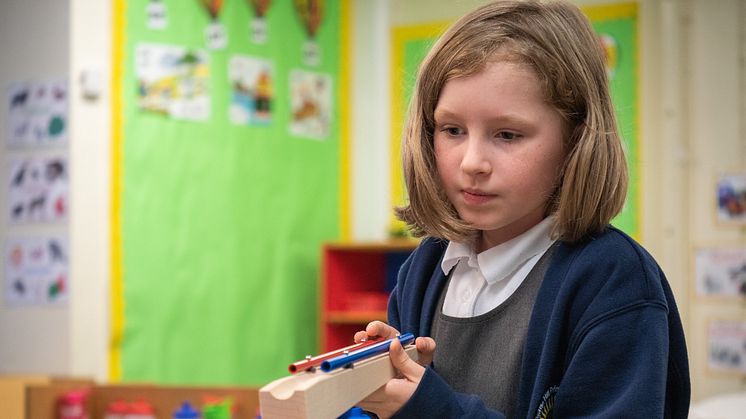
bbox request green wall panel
[120,0,341,385]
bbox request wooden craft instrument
[260,333,418,419]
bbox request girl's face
[434,60,566,251]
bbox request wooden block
[260,345,417,419]
[0,375,50,419]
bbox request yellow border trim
[110,0,125,381]
[339,0,352,240]
[389,22,449,230]
[110,0,352,377]
[632,2,641,242]
[582,2,637,22]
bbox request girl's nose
[460,137,491,176]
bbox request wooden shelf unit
[320,240,418,352]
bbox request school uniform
[388,226,691,419]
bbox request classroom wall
[682,0,746,400]
[638,0,746,401]
[0,0,111,382]
[0,0,71,375]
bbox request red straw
[288,336,385,373]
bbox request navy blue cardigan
[388,227,690,418]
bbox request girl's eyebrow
[434,108,533,127]
[433,108,458,119]
[433,109,460,121]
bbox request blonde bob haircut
[396,0,628,244]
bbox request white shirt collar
[440,216,556,284]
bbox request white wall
[0,0,71,375]
[683,0,746,400]
[350,0,391,240]
[639,0,746,401]
[67,0,112,382]
[0,0,111,382]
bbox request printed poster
[695,247,746,298]
[4,235,69,306]
[708,319,746,374]
[135,43,210,120]
[7,155,68,224]
[289,69,332,139]
[6,80,68,147]
[229,55,274,126]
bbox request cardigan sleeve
[387,237,447,337]
[545,231,675,417]
[387,261,405,332]
[552,301,670,417]
[391,367,508,419]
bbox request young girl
[353,1,690,418]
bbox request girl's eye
[496,131,520,142]
[441,126,464,136]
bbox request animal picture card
[229,55,274,126]
[6,80,68,148]
[4,235,69,306]
[7,155,68,224]
[289,69,332,139]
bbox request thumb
[389,337,425,382]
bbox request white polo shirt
[440,217,556,317]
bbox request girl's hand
[353,321,436,366]
[354,320,400,342]
[357,337,435,418]
[352,321,438,418]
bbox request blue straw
[320,333,415,372]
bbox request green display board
[588,3,639,238]
[115,0,343,385]
[391,3,639,238]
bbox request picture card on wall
[4,235,69,306]
[6,80,68,148]
[146,0,168,30]
[289,69,332,139]
[135,43,210,121]
[7,155,68,224]
[708,319,746,375]
[695,246,746,298]
[229,55,274,126]
[717,172,746,224]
